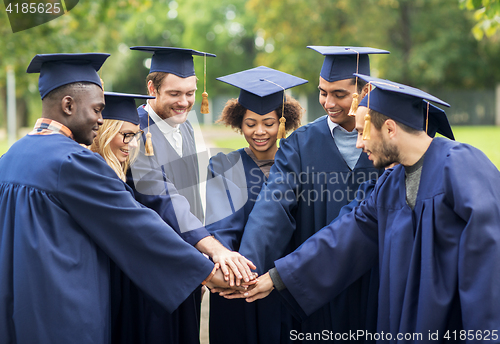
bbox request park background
[1,0,500,168]
[1,1,500,343]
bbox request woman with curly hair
[205,67,307,344]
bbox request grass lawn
[211,136,248,150]
[450,126,500,168]
[0,139,10,156]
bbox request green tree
[0,0,153,127]
[246,0,500,90]
[245,0,367,94]
[2,0,500,130]
[109,0,258,100]
[460,0,500,39]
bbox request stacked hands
[204,247,274,302]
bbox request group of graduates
[0,43,499,344]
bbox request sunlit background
[1,0,499,167]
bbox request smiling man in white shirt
[130,46,215,222]
[124,46,220,344]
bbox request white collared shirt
[145,102,183,157]
[327,115,352,138]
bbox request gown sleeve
[334,178,377,221]
[238,137,302,273]
[57,150,214,313]
[274,173,383,317]
[205,152,249,251]
[127,155,210,246]
[444,144,500,333]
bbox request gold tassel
[200,91,209,114]
[277,117,287,139]
[348,92,359,117]
[361,81,372,140]
[144,105,154,156]
[145,131,154,156]
[260,78,287,139]
[200,53,210,114]
[347,49,360,117]
[362,113,371,140]
[425,101,430,135]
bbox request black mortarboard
[307,46,389,82]
[130,46,216,78]
[357,74,449,129]
[102,92,154,125]
[26,53,110,99]
[216,66,308,115]
[426,101,455,140]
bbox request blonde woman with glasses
[92,91,254,344]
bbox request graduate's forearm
[60,151,214,313]
[129,159,210,245]
[195,236,256,285]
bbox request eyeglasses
[120,130,144,144]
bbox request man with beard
[239,75,500,343]
[237,46,388,341]
[0,53,233,344]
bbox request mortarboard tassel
[259,77,289,140]
[425,101,430,135]
[348,92,359,117]
[277,86,287,140]
[145,109,154,156]
[200,54,210,114]
[145,131,154,156]
[261,77,288,140]
[201,91,209,114]
[362,82,372,140]
[277,117,287,139]
[362,113,371,140]
[347,50,360,117]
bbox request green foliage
[460,0,500,39]
[1,0,500,128]
[245,0,369,94]
[100,0,258,100]
[0,1,153,125]
[246,0,499,89]
[0,1,152,88]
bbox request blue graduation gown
[130,105,205,225]
[111,177,206,344]
[275,137,500,343]
[205,149,295,344]
[0,134,213,344]
[110,270,203,344]
[336,178,377,219]
[114,106,210,344]
[239,116,381,340]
